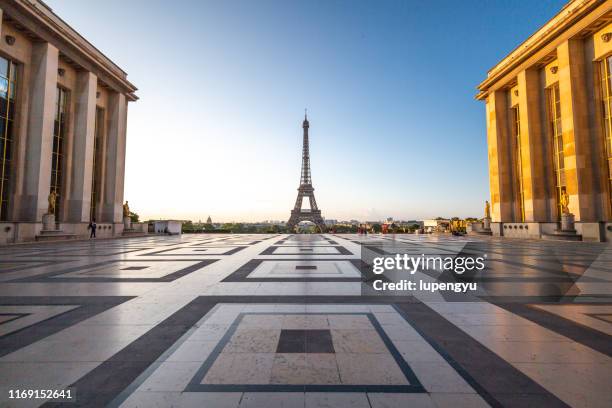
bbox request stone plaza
[0,233,610,407]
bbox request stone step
[471,230,493,236]
[122,230,147,237]
[35,230,77,241]
[541,231,582,241]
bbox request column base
[560,213,576,232]
[542,214,582,241]
[41,213,56,231]
[123,216,132,230]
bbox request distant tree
[202,223,216,231]
[181,221,195,233]
[129,211,139,223]
[265,225,280,233]
[334,224,357,233]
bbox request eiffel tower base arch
[287,210,325,232]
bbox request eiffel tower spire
[300,111,312,185]
[287,112,325,232]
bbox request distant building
[423,219,450,233]
[324,219,338,226]
[151,220,183,235]
[262,220,285,226]
[206,216,212,224]
[398,220,424,228]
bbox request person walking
[88,218,97,239]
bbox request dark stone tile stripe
[11,259,218,283]
[0,297,134,357]
[260,246,281,255]
[0,312,30,325]
[496,303,612,357]
[259,245,353,255]
[139,246,246,256]
[190,240,261,247]
[43,298,217,408]
[336,246,353,255]
[0,260,61,273]
[274,236,334,245]
[393,302,570,408]
[587,313,612,323]
[224,246,248,255]
[17,248,149,257]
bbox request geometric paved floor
[0,234,610,407]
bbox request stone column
[94,106,107,222]
[486,90,513,222]
[517,69,548,222]
[102,92,127,223]
[66,71,97,222]
[19,42,58,222]
[557,40,596,222]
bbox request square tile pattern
[249,261,361,279]
[222,259,365,282]
[0,233,610,408]
[183,308,424,393]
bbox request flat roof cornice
[0,0,138,100]
[476,0,609,100]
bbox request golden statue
[47,190,57,215]
[123,201,130,218]
[485,200,491,219]
[560,190,570,214]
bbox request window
[548,83,565,219]
[513,105,525,222]
[0,56,17,221]
[600,55,612,213]
[90,107,104,221]
[50,87,68,219]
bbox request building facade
[477,0,612,241]
[423,219,450,233]
[0,0,137,243]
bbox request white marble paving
[426,300,612,408]
[0,233,610,407]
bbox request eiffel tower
[287,112,325,232]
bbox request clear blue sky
[47,0,567,222]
